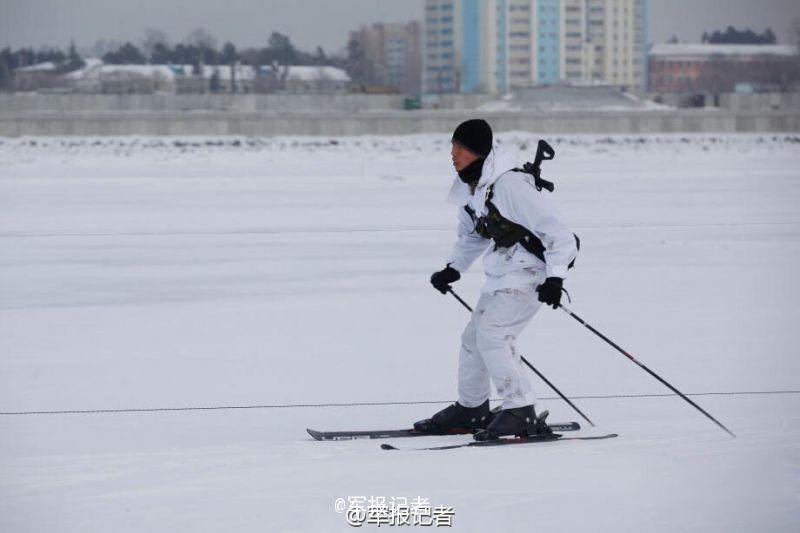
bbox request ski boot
[473,405,553,441]
[413,400,492,435]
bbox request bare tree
[792,18,800,50]
[140,28,170,60]
[89,38,122,59]
[271,60,289,91]
[184,28,217,51]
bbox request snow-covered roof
[79,58,104,70]
[14,61,58,72]
[285,66,350,82]
[259,65,350,82]
[650,43,798,58]
[191,64,257,81]
[98,65,177,79]
[62,58,104,80]
[168,64,348,82]
[55,61,350,83]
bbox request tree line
[0,40,85,88]
[701,26,777,45]
[101,32,337,69]
[0,29,377,90]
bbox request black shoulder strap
[463,204,477,221]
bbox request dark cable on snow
[0,389,797,416]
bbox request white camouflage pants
[458,286,543,410]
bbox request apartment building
[563,0,648,89]
[423,0,648,94]
[349,21,422,94]
[560,0,584,82]
[598,0,647,88]
[424,0,460,93]
[534,0,562,85]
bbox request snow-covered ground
[1,133,799,532]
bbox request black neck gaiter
[458,157,485,185]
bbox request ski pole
[558,304,736,438]
[448,289,596,428]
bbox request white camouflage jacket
[444,143,578,294]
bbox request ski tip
[306,428,322,441]
[380,443,399,450]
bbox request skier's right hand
[536,276,564,309]
[430,265,460,294]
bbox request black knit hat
[452,119,493,157]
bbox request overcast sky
[1,0,798,55]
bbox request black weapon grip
[536,140,555,164]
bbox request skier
[414,119,579,441]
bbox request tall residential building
[560,0,585,82]
[504,0,532,90]
[424,0,500,94]
[349,21,422,94]
[423,0,648,94]
[592,0,648,88]
[424,0,460,93]
[535,0,562,84]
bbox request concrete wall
[0,93,409,114]
[719,92,800,111]
[0,93,505,114]
[651,91,800,111]
[1,109,798,136]
[420,93,496,109]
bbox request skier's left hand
[536,277,563,309]
[430,265,461,294]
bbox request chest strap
[464,189,579,268]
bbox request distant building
[280,66,351,93]
[424,0,461,93]
[11,62,61,91]
[649,44,800,95]
[58,60,178,93]
[535,0,560,84]
[27,60,350,94]
[349,22,422,95]
[101,65,174,94]
[580,0,648,90]
[423,0,648,94]
[423,0,501,93]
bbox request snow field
[1,133,799,532]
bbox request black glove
[536,277,563,309]
[430,265,460,294]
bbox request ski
[307,422,580,441]
[380,433,618,451]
